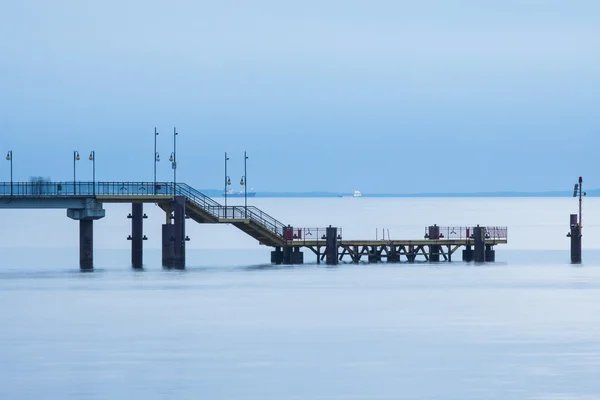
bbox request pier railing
[424,226,508,241]
[0,181,288,239]
[281,227,344,244]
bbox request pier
[0,181,507,270]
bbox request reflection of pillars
[128,203,146,269]
[80,220,93,271]
[473,226,486,262]
[326,226,338,265]
[569,213,582,263]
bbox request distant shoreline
[198,189,593,198]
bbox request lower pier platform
[283,240,503,265]
[274,226,507,265]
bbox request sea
[2,197,600,399]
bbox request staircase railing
[172,184,286,237]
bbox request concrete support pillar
[79,219,94,271]
[326,226,338,265]
[172,196,186,269]
[485,244,495,262]
[473,226,486,263]
[429,245,440,262]
[162,224,175,267]
[388,247,400,263]
[427,225,440,262]
[368,246,381,263]
[271,246,283,265]
[67,201,105,271]
[462,245,473,262]
[283,246,292,264]
[407,245,416,263]
[291,247,304,264]
[569,214,582,264]
[129,203,145,269]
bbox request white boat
[222,189,256,197]
[353,190,362,197]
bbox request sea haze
[1,197,600,399]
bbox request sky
[1,0,599,194]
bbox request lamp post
[89,151,95,196]
[169,127,178,194]
[240,150,248,218]
[154,127,160,194]
[5,151,12,196]
[573,176,586,229]
[224,152,231,215]
[73,150,80,195]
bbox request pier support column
[271,246,283,265]
[291,247,304,264]
[473,226,486,263]
[407,245,416,263]
[427,225,441,262]
[368,246,381,263]
[388,247,400,263]
[569,214,582,264]
[79,220,94,271]
[462,245,473,262]
[326,226,338,265]
[172,196,186,269]
[485,244,495,262]
[67,202,105,271]
[283,246,292,264]
[128,203,146,269]
[162,224,175,267]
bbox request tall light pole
[224,152,231,213]
[573,176,586,229]
[89,151,95,195]
[240,151,248,218]
[73,150,80,195]
[169,127,178,194]
[154,127,160,194]
[5,151,12,196]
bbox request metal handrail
[423,226,508,241]
[0,181,289,239]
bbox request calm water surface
[2,198,600,399]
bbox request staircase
[166,183,287,247]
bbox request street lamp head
[89,151,94,161]
[5,151,11,161]
[75,151,80,161]
[169,152,174,162]
[227,176,231,185]
[156,152,160,162]
[240,176,245,186]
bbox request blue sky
[1,0,599,193]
